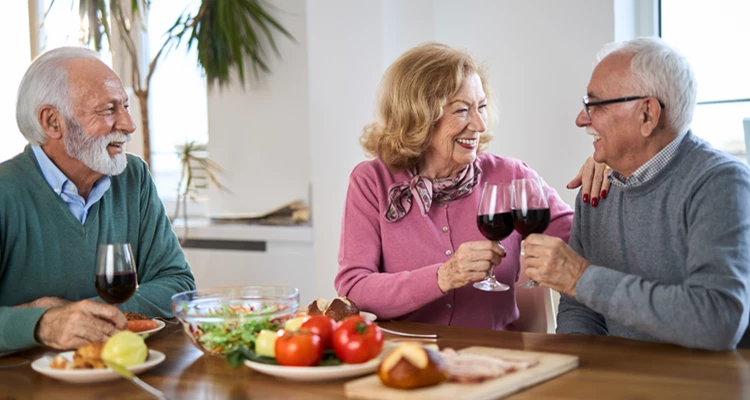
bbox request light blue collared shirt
[31,145,111,224]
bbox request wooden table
[1,321,749,399]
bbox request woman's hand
[437,241,505,293]
[567,156,611,207]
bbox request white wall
[206,0,311,215]
[205,0,617,300]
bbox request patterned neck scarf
[384,160,482,222]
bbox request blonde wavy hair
[361,42,497,171]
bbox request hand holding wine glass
[95,243,137,305]
[512,177,551,288]
[473,183,515,292]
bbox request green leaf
[318,350,343,366]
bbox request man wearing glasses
[520,37,750,350]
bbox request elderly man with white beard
[0,47,195,352]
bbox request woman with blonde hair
[334,42,599,331]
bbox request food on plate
[283,316,309,332]
[378,342,446,389]
[307,298,328,316]
[439,348,538,383]
[49,333,148,371]
[325,297,360,321]
[255,329,279,358]
[187,304,288,355]
[50,342,106,370]
[128,319,159,333]
[300,315,337,350]
[275,330,324,367]
[332,315,383,364]
[72,342,107,369]
[124,312,150,321]
[101,331,148,367]
[307,296,360,321]
[49,355,70,369]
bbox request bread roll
[324,296,360,321]
[378,343,446,389]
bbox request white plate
[31,349,165,384]
[133,319,166,337]
[360,311,377,322]
[244,355,381,382]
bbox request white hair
[16,46,101,145]
[597,37,697,135]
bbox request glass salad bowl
[172,286,299,355]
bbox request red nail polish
[600,190,607,199]
[582,194,589,203]
[592,197,598,207]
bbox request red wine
[95,271,136,304]
[512,208,551,237]
[477,212,514,241]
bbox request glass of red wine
[95,243,137,305]
[474,183,515,292]
[512,177,551,288]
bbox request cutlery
[104,359,167,400]
[378,327,439,339]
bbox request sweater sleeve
[334,170,446,320]
[576,164,750,350]
[119,162,196,318]
[556,191,608,335]
[0,307,48,351]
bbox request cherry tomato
[301,315,337,350]
[274,330,323,366]
[332,315,384,364]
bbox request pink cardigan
[335,153,574,330]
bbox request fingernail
[591,197,598,207]
[566,183,572,189]
[600,190,607,199]
[582,194,589,203]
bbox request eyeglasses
[582,95,665,119]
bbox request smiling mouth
[586,130,601,142]
[455,138,478,148]
[108,142,125,147]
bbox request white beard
[63,118,131,176]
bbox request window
[147,0,209,201]
[660,0,750,156]
[0,2,30,163]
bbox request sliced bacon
[439,348,538,383]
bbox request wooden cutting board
[344,346,579,400]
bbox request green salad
[181,304,287,355]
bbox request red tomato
[301,315,337,350]
[274,330,323,367]
[332,315,384,364]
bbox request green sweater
[0,146,196,351]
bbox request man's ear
[38,105,64,140]
[639,97,661,138]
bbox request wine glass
[512,177,551,288]
[474,183,515,292]
[95,243,137,305]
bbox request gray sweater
[557,132,750,351]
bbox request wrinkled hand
[34,300,128,350]
[13,296,71,309]
[520,234,590,297]
[437,241,506,292]
[567,156,611,207]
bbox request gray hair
[597,37,697,135]
[16,46,101,145]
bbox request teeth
[456,138,477,145]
